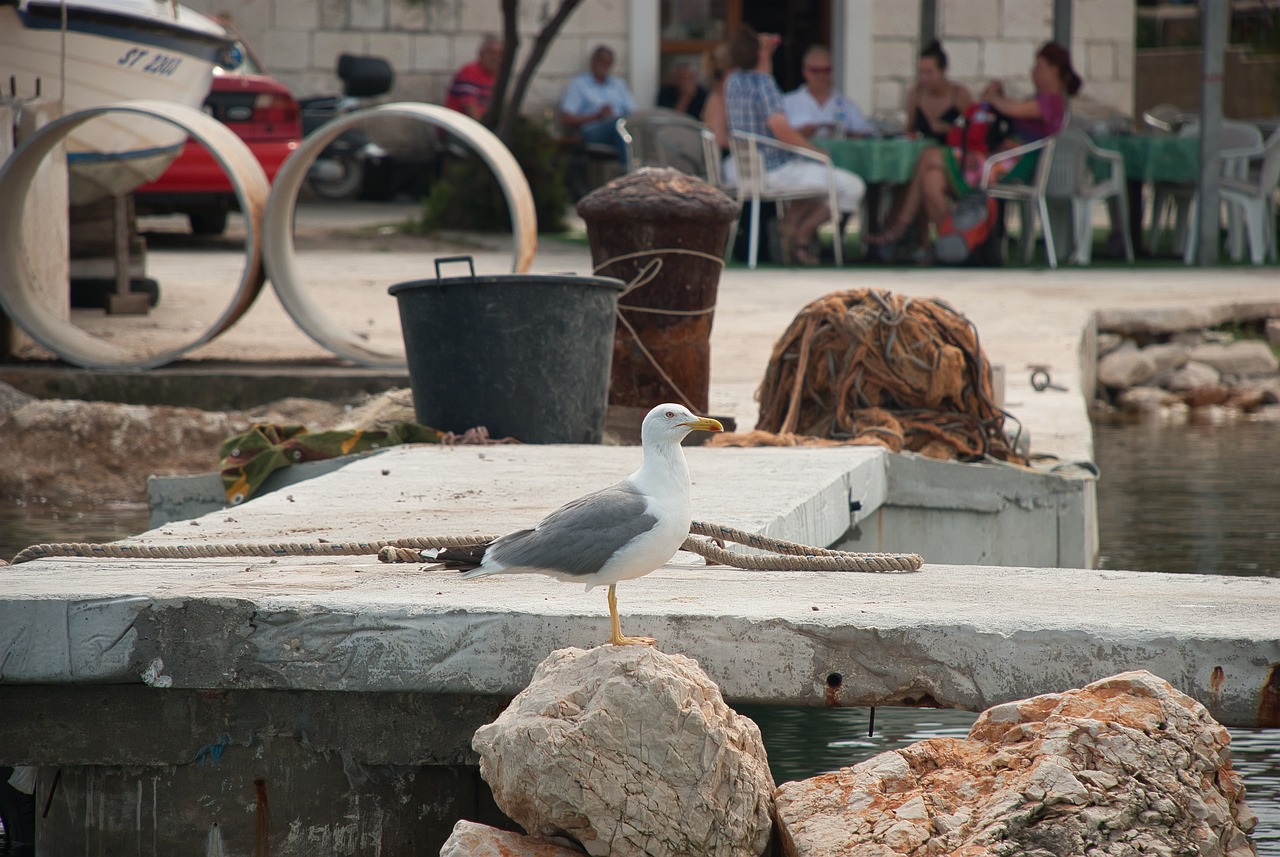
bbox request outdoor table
[1091,133,1199,255]
[817,136,935,234]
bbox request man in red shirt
[446,34,503,120]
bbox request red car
[134,33,301,235]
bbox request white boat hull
[0,0,230,203]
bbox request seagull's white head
[640,403,724,447]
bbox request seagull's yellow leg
[606,584,656,647]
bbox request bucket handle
[434,255,476,281]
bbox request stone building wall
[188,0,1133,123]
[871,0,1134,122]
[188,0,628,115]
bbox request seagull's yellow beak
[683,416,724,433]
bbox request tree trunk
[495,0,585,143]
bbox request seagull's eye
[665,410,675,418]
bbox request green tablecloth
[1092,135,1199,184]
[817,137,934,183]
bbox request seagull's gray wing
[486,481,657,577]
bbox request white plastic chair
[979,135,1059,267]
[1217,126,1280,265]
[1148,119,1262,257]
[727,130,842,269]
[1045,126,1134,264]
[616,108,709,176]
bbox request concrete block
[411,34,455,73]
[261,28,313,72]
[941,0,1000,39]
[273,0,319,30]
[1001,0,1052,39]
[940,38,981,81]
[365,31,414,71]
[875,40,917,88]
[872,80,906,116]
[317,0,349,30]
[313,31,371,70]
[387,0,428,31]
[29,742,506,857]
[348,0,388,30]
[874,0,918,38]
[560,0,627,37]
[209,0,270,34]
[983,39,1040,83]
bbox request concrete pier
[2,204,1279,854]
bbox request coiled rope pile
[733,289,1025,465]
[8,521,921,572]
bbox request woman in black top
[904,41,972,143]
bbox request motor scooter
[298,53,394,199]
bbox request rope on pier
[9,523,922,573]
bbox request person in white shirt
[783,45,877,139]
[558,44,637,163]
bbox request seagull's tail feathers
[428,542,490,574]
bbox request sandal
[790,243,821,267]
[864,221,909,248]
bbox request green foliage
[421,119,569,234]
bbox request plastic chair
[1045,126,1134,265]
[1216,126,1280,265]
[616,108,710,176]
[1148,119,1262,257]
[979,135,1059,267]
[727,130,843,269]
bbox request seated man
[558,44,636,163]
[725,27,865,265]
[445,33,503,121]
[783,45,876,139]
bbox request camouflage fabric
[220,422,443,505]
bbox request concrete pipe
[262,102,537,368]
[0,100,269,370]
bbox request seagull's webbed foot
[605,584,657,647]
[608,630,657,647]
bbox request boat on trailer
[0,0,232,203]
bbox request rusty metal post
[576,167,739,416]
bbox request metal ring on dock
[262,102,538,369]
[0,100,269,370]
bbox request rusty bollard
[577,168,740,420]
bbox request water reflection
[740,705,1277,853]
[0,502,151,563]
[1093,420,1280,577]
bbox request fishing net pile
[716,289,1026,464]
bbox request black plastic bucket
[388,257,625,443]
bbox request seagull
[433,403,723,646]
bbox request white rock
[1188,340,1280,379]
[774,670,1258,857]
[473,646,775,857]
[1140,341,1190,374]
[1098,346,1158,389]
[439,820,585,857]
[1116,386,1180,412]
[1167,360,1223,391]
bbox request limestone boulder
[1115,386,1180,414]
[1097,342,1157,390]
[1167,360,1222,392]
[439,820,584,857]
[775,670,1257,857]
[1139,341,1190,375]
[1188,341,1280,380]
[472,645,775,857]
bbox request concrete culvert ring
[262,102,537,369]
[0,99,269,370]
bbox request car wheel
[188,211,229,236]
[307,158,365,200]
